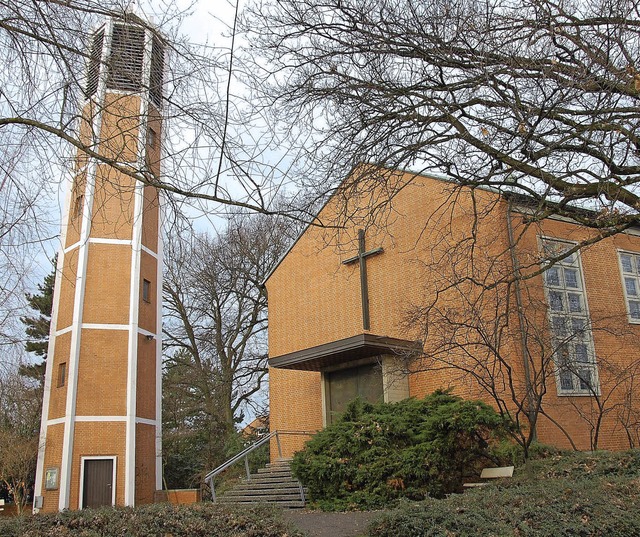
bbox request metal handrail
[204,429,316,502]
[204,431,278,483]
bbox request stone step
[265,459,293,468]
[262,466,293,472]
[257,466,293,473]
[216,458,306,508]
[218,493,305,503]
[224,486,306,496]
[244,471,296,479]
[242,472,296,479]
[250,474,295,481]
[240,479,296,487]
[222,490,301,502]
[233,482,305,491]
[218,498,306,508]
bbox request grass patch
[366,449,640,536]
[0,502,305,537]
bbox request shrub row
[0,502,304,537]
[366,449,640,537]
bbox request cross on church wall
[342,229,383,331]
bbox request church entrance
[325,362,383,425]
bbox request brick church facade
[265,166,640,457]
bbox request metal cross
[342,229,383,330]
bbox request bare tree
[0,1,321,348]
[245,0,640,231]
[0,141,56,353]
[243,0,640,452]
[0,0,302,215]
[398,190,640,455]
[559,352,640,450]
[1,0,324,408]
[163,212,293,430]
[404,222,548,456]
[614,360,640,448]
[0,368,41,514]
[161,212,293,483]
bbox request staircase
[216,459,307,508]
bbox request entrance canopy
[269,333,421,371]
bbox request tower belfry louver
[34,14,164,512]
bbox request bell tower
[34,15,164,512]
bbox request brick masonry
[266,167,640,457]
[36,78,161,511]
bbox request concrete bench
[463,465,514,488]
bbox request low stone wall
[0,503,20,517]
[155,489,201,505]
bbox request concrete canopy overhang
[269,333,422,371]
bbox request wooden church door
[82,459,114,508]
[326,363,383,425]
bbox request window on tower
[84,29,104,99]
[147,127,156,148]
[107,24,145,92]
[57,362,67,388]
[73,195,84,219]
[142,279,151,303]
[149,35,165,108]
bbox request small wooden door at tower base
[326,363,384,425]
[82,459,113,508]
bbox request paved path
[282,510,381,537]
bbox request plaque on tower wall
[45,467,59,490]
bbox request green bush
[490,439,567,467]
[291,390,511,509]
[368,479,640,537]
[366,449,640,537]
[515,447,640,481]
[0,502,304,537]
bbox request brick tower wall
[34,18,163,512]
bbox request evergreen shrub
[366,449,640,536]
[291,390,511,509]
[0,503,303,537]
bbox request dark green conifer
[19,256,56,383]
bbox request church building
[265,166,640,457]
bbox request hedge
[0,502,304,537]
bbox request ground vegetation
[291,391,511,509]
[0,503,303,537]
[367,449,640,536]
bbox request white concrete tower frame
[33,16,164,512]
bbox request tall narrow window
[619,251,640,322]
[149,35,165,108]
[147,127,156,149]
[57,362,67,388]
[541,239,599,395]
[107,24,145,92]
[73,195,84,219]
[142,279,151,303]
